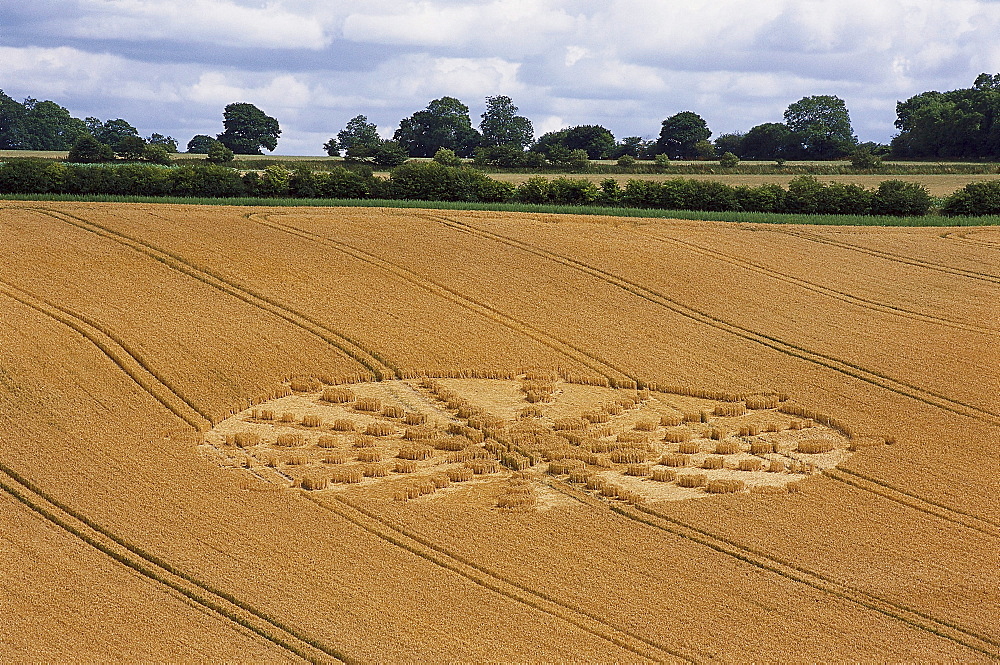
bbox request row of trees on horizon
[2,73,1000,164]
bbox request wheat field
[1,200,998,662]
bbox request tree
[656,111,711,159]
[18,99,88,150]
[433,147,463,166]
[187,134,217,153]
[714,133,744,158]
[68,134,115,163]
[892,75,1000,159]
[371,141,409,168]
[143,144,173,165]
[0,90,27,149]
[740,122,798,160]
[394,97,481,157]
[217,102,280,154]
[147,133,178,152]
[479,95,533,149]
[531,125,615,160]
[85,117,139,146]
[611,136,654,159]
[115,135,147,161]
[326,115,381,157]
[783,95,857,159]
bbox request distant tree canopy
[85,117,138,146]
[531,125,616,159]
[783,95,857,159]
[479,95,534,150]
[325,114,382,157]
[187,134,217,153]
[394,97,481,157]
[737,122,800,160]
[892,73,1000,159]
[656,111,711,159]
[0,92,88,150]
[217,102,281,154]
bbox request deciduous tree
[394,97,481,157]
[217,102,281,154]
[656,111,711,159]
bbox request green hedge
[0,158,972,217]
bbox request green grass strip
[3,192,999,226]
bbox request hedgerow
[0,157,990,217]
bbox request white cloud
[187,72,313,110]
[66,0,329,49]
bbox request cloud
[4,0,1000,152]
[64,0,329,49]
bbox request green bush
[685,180,737,211]
[547,177,599,205]
[515,176,552,204]
[941,180,1000,216]
[387,161,500,202]
[169,164,244,197]
[734,184,785,212]
[719,152,740,168]
[870,180,931,216]
[616,154,637,168]
[0,159,61,193]
[206,141,235,164]
[850,148,883,170]
[316,166,375,199]
[433,147,463,167]
[820,182,872,215]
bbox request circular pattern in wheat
[204,372,855,505]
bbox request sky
[2,0,1000,155]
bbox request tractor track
[29,208,398,382]
[541,478,1000,659]
[302,492,694,663]
[245,212,634,388]
[773,227,1000,285]
[0,462,349,664]
[823,467,1000,537]
[0,281,210,430]
[643,230,997,337]
[940,228,1000,250]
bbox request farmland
[1,200,998,661]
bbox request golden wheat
[331,419,356,432]
[714,440,741,455]
[702,456,724,470]
[275,433,305,447]
[739,458,764,472]
[706,479,745,494]
[651,468,677,482]
[661,453,691,467]
[320,387,355,404]
[397,445,434,461]
[676,473,708,488]
[353,397,382,412]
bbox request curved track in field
[302,492,695,662]
[245,212,634,388]
[774,227,1000,284]
[30,207,399,382]
[642,230,998,337]
[0,456,348,663]
[0,282,210,430]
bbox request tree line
[2,73,1000,162]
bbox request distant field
[2,200,999,661]
[489,172,1000,196]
